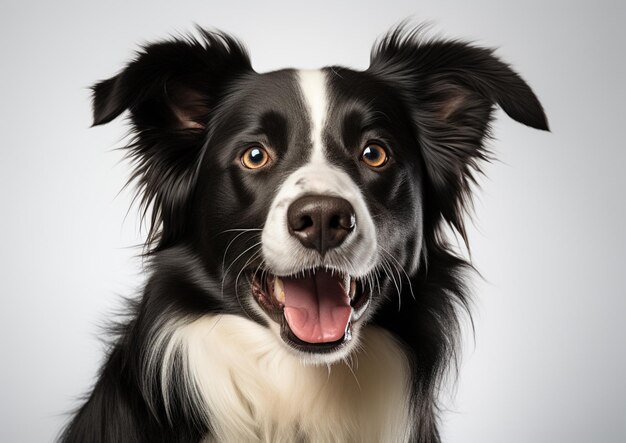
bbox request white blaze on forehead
[297,69,328,163]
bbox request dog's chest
[180,315,413,442]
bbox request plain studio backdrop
[1,0,624,441]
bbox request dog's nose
[287,195,356,256]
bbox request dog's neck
[165,314,413,442]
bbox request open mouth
[250,268,371,353]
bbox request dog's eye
[360,144,389,168]
[241,146,271,169]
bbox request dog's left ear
[368,28,549,238]
[92,30,251,130]
[90,30,253,253]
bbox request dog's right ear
[92,29,252,130]
[368,25,548,243]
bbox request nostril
[338,213,356,231]
[294,215,314,231]
[330,213,355,231]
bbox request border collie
[60,25,548,442]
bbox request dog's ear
[368,27,548,240]
[91,30,252,253]
[92,30,251,130]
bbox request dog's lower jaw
[169,314,413,443]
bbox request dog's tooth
[341,273,350,294]
[350,279,357,299]
[274,277,285,303]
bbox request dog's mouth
[250,268,371,353]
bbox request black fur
[60,25,547,443]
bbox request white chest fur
[167,315,413,442]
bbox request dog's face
[191,68,423,362]
[92,29,547,364]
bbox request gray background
[1,0,624,441]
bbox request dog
[60,25,548,442]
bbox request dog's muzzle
[256,165,378,356]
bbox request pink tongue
[282,270,352,344]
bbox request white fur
[298,69,327,163]
[165,314,414,443]
[142,316,209,425]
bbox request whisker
[345,354,362,392]
[379,245,416,300]
[251,257,266,281]
[373,268,382,296]
[217,228,263,235]
[380,256,402,311]
[221,230,261,273]
[223,239,262,276]
[234,249,263,319]
[221,240,263,298]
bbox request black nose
[287,195,356,256]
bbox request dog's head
[92,27,547,364]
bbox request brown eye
[241,146,271,169]
[361,144,389,168]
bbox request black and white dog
[61,26,548,442]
